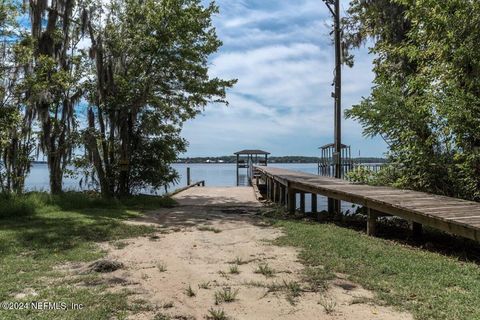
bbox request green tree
[82,0,236,197]
[344,0,480,200]
[0,1,35,193]
[21,0,87,194]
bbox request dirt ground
[92,187,413,320]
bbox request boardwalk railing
[255,165,480,242]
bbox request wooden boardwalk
[255,165,480,241]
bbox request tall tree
[344,0,480,200]
[22,0,87,193]
[82,0,235,197]
[0,1,35,193]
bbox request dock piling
[411,221,423,239]
[287,187,296,214]
[367,208,378,236]
[311,194,317,214]
[300,192,305,213]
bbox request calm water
[25,163,355,212]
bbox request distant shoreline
[32,157,387,165]
[176,156,386,164]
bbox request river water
[25,163,356,212]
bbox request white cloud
[183,0,387,157]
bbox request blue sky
[182,0,388,157]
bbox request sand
[91,187,412,320]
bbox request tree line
[343,0,480,201]
[0,0,235,197]
[178,156,387,164]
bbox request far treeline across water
[177,156,387,164]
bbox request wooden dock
[255,165,480,242]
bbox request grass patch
[0,191,175,219]
[254,263,275,278]
[111,240,129,249]
[198,281,211,289]
[228,257,248,265]
[283,280,302,305]
[157,262,167,272]
[154,313,171,320]
[214,287,239,304]
[228,265,240,275]
[273,219,480,320]
[318,296,336,315]
[206,308,229,320]
[185,285,196,297]
[197,226,222,233]
[0,192,173,319]
[162,301,174,309]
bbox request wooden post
[187,167,191,185]
[280,185,285,205]
[273,181,277,203]
[266,178,270,200]
[411,221,423,238]
[287,187,296,214]
[311,194,317,214]
[236,154,239,186]
[367,208,378,236]
[300,192,305,214]
[328,198,334,214]
[268,178,275,202]
[270,179,275,201]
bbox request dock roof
[234,149,270,155]
[319,143,349,149]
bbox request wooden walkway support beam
[411,221,423,238]
[300,192,305,213]
[311,194,317,214]
[367,208,378,236]
[287,187,296,214]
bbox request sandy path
[97,187,412,320]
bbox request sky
[181,0,388,158]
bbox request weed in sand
[218,271,229,279]
[185,284,196,297]
[283,280,302,297]
[228,257,247,265]
[319,296,337,314]
[206,308,229,320]
[198,226,222,233]
[254,264,275,277]
[112,240,129,249]
[157,262,167,272]
[350,296,375,305]
[199,281,211,289]
[283,280,302,304]
[214,287,239,304]
[129,298,155,312]
[162,301,174,309]
[229,265,240,275]
[244,280,282,294]
[154,313,171,320]
[302,267,333,292]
